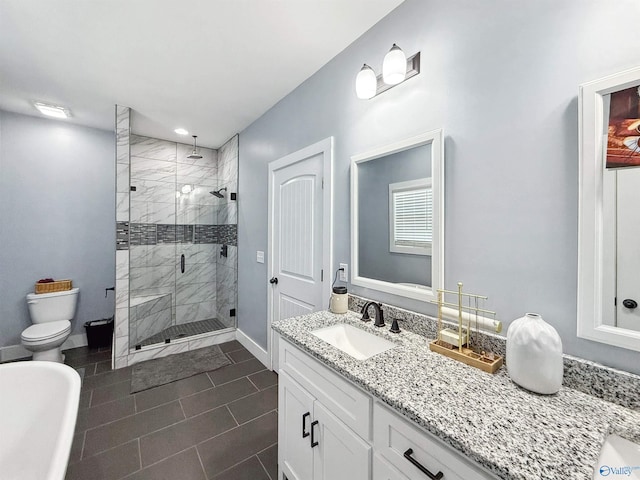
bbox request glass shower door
[174,141,220,336]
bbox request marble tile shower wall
[216,135,239,328]
[115,105,131,368]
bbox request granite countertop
[272,310,640,480]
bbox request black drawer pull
[302,412,311,438]
[404,448,444,479]
[310,420,319,447]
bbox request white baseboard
[236,328,271,370]
[0,332,88,363]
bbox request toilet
[21,288,79,362]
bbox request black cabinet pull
[269,277,278,285]
[181,254,185,274]
[310,420,319,447]
[403,448,444,479]
[302,412,311,438]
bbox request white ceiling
[0,0,404,148]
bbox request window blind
[392,186,432,249]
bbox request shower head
[210,187,227,198]
[187,135,203,159]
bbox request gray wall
[0,111,115,347]
[238,0,640,375]
[358,145,431,285]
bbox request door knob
[269,277,278,285]
[623,299,638,309]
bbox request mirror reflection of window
[389,178,432,256]
[357,143,431,287]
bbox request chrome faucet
[361,301,385,327]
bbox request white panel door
[271,152,324,322]
[616,167,640,331]
[268,137,333,371]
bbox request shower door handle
[181,254,185,274]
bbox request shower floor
[137,317,229,348]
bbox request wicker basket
[34,279,73,294]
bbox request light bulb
[355,64,377,99]
[181,184,192,194]
[382,44,407,85]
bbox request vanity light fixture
[355,46,420,100]
[356,64,377,99]
[382,44,407,85]
[33,102,70,119]
[174,128,189,135]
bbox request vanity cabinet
[278,340,372,480]
[278,338,495,480]
[373,402,494,480]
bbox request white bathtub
[0,361,81,480]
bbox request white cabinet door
[279,365,371,480]
[312,401,372,480]
[279,371,314,480]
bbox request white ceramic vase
[506,313,563,394]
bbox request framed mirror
[350,129,443,302]
[578,66,640,352]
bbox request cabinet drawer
[280,338,372,440]
[373,453,410,480]
[373,402,495,480]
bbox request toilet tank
[26,288,79,323]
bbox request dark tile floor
[62,340,278,480]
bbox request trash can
[84,317,114,349]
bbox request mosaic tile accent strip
[273,310,640,480]
[176,224,194,243]
[156,224,176,244]
[116,221,129,250]
[349,293,640,410]
[195,224,217,244]
[217,224,237,246]
[129,223,221,245]
[130,223,157,246]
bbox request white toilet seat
[21,320,71,345]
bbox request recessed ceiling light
[34,102,70,119]
[174,128,189,135]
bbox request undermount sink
[593,434,640,479]
[312,323,396,360]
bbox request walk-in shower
[125,133,239,350]
[114,105,239,367]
